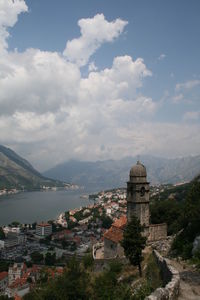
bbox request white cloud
[183,111,200,121]
[0,2,199,170]
[0,4,156,169]
[176,79,200,91]
[80,56,152,102]
[158,53,166,60]
[0,0,28,53]
[0,49,81,115]
[172,93,184,103]
[88,61,98,72]
[63,14,128,66]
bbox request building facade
[36,223,52,237]
[104,216,126,259]
[8,263,27,286]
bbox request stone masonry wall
[145,250,180,300]
[148,224,167,242]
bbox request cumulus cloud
[80,56,152,102]
[0,0,28,53]
[88,61,98,72]
[176,79,200,91]
[0,2,199,170]
[0,49,80,115]
[63,14,128,66]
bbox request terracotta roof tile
[112,215,127,229]
[104,226,123,243]
[37,222,51,227]
[10,277,27,288]
[0,271,8,281]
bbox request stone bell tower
[127,161,150,228]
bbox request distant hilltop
[0,145,68,191]
[43,155,200,190]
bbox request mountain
[43,155,200,190]
[0,145,63,190]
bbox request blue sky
[0,0,200,170]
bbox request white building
[0,240,5,249]
[3,226,21,235]
[8,263,27,286]
[36,222,52,237]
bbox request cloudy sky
[0,0,200,171]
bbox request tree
[82,253,93,269]
[45,252,56,266]
[11,221,20,227]
[121,216,146,277]
[172,179,200,259]
[101,214,113,229]
[31,251,44,264]
[0,227,5,239]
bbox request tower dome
[129,161,147,183]
[130,161,147,177]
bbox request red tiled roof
[64,229,72,234]
[46,267,63,279]
[10,277,27,289]
[104,226,123,243]
[112,215,127,229]
[37,222,51,227]
[31,265,40,273]
[0,271,8,281]
[56,267,63,275]
[73,236,81,244]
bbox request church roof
[112,215,127,229]
[103,226,123,243]
[130,161,147,177]
[103,215,127,243]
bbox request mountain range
[1,144,200,192]
[43,155,200,190]
[0,145,62,190]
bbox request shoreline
[0,189,92,227]
[0,185,81,198]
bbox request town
[0,182,177,299]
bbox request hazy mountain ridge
[43,155,200,190]
[0,145,62,190]
[0,145,42,178]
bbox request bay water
[0,190,93,226]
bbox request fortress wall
[104,238,118,259]
[145,250,180,300]
[148,223,167,242]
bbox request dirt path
[170,260,200,300]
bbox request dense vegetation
[150,176,200,260]
[23,253,162,300]
[0,227,5,239]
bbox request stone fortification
[148,224,167,242]
[146,250,180,300]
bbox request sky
[0,0,200,171]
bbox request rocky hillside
[43,155,200,190]
[0,145,63,190]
